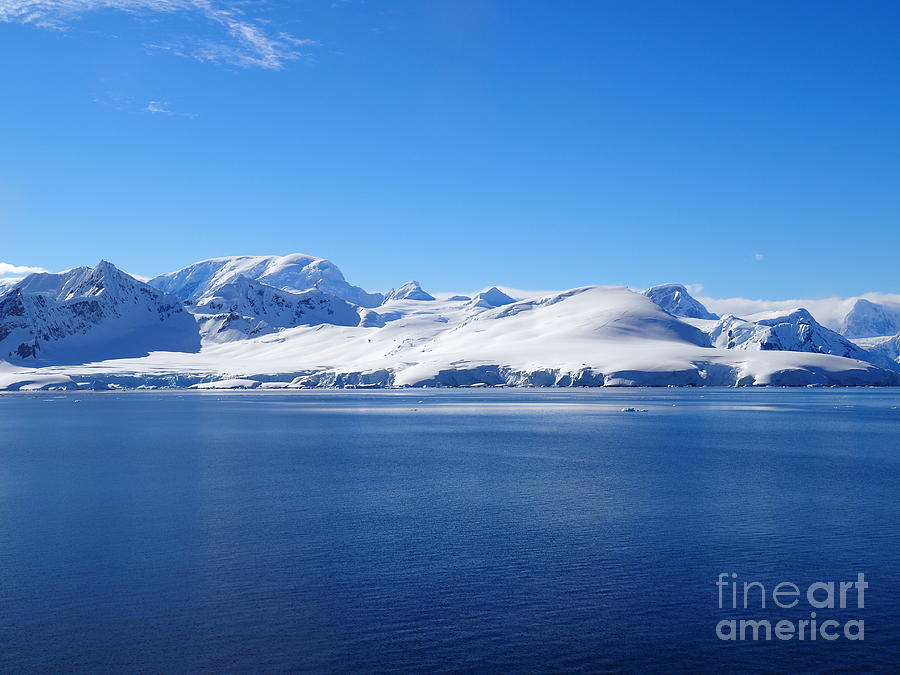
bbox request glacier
[1,254,899,390]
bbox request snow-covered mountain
[1,255,898,390]
[707,308,885,363]
[644,284,718,320]
[700,293,900,338]
[189,275,380,342]
[0,261,199,365]
[384,280,435,302]
[840,299,900,338]
[5,284,895,390]
[468,287,516,309]
[150,254,384,308]
[853,334,900,369]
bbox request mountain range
[1,255,899,390]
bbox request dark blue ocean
[0,389,898,673]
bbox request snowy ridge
[1,255,899,389]
[150,254,384,308]
[189,275,378,342]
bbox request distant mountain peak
[469,287,515,309]
[840,298,900,338]
[384,280,435,302]
[643,283,717,320]
[754,307,816,326]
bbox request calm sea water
[0,388,898,673]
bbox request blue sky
[0,0,898,297]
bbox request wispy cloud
[0,262,47,277]
[754,253,765,261]
[146,100,197,117]
[0,1,318,69]
[93,93,135,111]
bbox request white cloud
[0,1,317,70]
[146,100,170,114]
[146,100,196,117]
[754,253,765,261]
[0,262,47,277]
